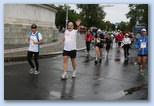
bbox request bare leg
[142,56,147,71]
[61,56,69,79]
[137,56,143,72]
[95,46,100,64]
[95,47,100,60]
[71,58,77,77]
[99,48,103,63]
[63,56,69,72]
[71,58,77,71]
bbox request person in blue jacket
[135,28,148,73]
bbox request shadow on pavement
[124,83,147,96]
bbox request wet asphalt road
[4,47,148,101]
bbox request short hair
[31,24,37,29]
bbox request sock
[96,57,98,61]
[73,70,76,76]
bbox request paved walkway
[4,47,148,100]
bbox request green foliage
[127,4,148,30]
[117,21,130,32]
[77,4,106,29]
[55,5,80,31]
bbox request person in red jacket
[85,30,94,55]
[116,32,124,47]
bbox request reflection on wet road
[4,48,148,100]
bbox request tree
[117,21,130,32]
[55,5,80,31]
[127,4,148,30]
[77,4,106,29]
[111,24,116,31]
[55,5,66,31]
[105,21,112,31]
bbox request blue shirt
[135,35,148,55]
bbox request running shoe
[34,70,40,75]
[99,59,102,63]
[95,60,98,64]
[61,72,68,80]
[29,68,34,74]
[72,71,76,78]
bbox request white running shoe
[72,71,76,78]
[61,72,68,80]
[29,68,34,74]
[34,70,40,75]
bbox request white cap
[125,33,129,36]
[97,29,101,32]
[141,28,147,32]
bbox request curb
[4,47,86,62]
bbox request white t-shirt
[28,32,42,52]
[64,29,78,51]
[122,37,131,45]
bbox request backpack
[29,32,40,51]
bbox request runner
[85,30,94,56]
[61,20,81,80]
[116,31,124,48]
[121,33,131,61]
[135,28,148,74]
[27,24,43,75]
[94,30,104,64]
[105,34,112,56]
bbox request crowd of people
[26,21,148,79]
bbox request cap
[97,29,101,32]
[125,33,129,36]
[141,28,147,32]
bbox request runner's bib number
[97,39,100,43]
[141,42,146,48]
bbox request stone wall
[4,4,58,45]
[4,24,58,45]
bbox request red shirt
[116,33,124,41]
[85,33,94,42]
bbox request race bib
[97,39,100,43]
[141,42,146,48]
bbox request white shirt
[122,37,131,45]
[28,32,42,52]
[64,29,78,51]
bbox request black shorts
[138,54,148,57]
[95,43,104,48]
[63,50,77,58]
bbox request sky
[103,4,130,23]
[69,4,130,24]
